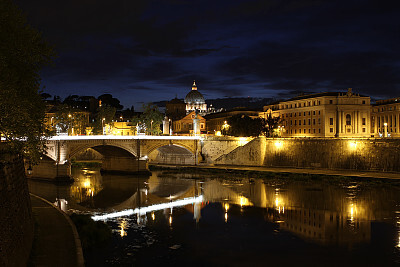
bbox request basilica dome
[184,81,205,104]
[184,81,207,114]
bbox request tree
[131,103,163,135]
[98,94,123,110]
[263,114,282,137]
[0,0,55,162]
[53,104,89,135]
[227,115,264,137]
[92,105,116,135]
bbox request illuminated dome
[184,81,207,114]
[184,81,205,104]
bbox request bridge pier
[101,156,149,174]
[26,159,72,182]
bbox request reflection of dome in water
[184,81,205,104]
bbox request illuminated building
[261,88,371,137]
[184,81,207,115]
[371,97,400,137]
[173,111,206,135]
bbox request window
[313,129,316,133]
[304,112,306,116]
[318,111,321,115]
[318,118,321,124]
[318,129,321,133]
[318,101,321,105]
[313,111,316,115]
[313,119,316,125]
[346,114,351,125]
[295,130,297,134]
[362,100,366,104]
[299,120,301,126]
[329,100,333,104]
[304,119,306,125]
[299,112,301,116]
[330,128,333,133]
[362,128,366,132]
[308,129,311,133]
[304,129,306,133]
[330,118,334,125]
[308,119,311,125]
[362,118,366,125]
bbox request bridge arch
[147,144,196,165]
[69,143,137,160]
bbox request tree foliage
[226,115,264,137]
[264,114,282,137]
[0,0,55,162]
[131,103,163,135]
[54,104,89,135]
[92,105,116,134]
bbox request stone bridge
[26,135,254,181]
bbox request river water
[28,166,400,266]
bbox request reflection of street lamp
[102,118,105,135]
[151,120,153,135]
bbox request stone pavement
[29,194,84,267]
[152,164,400,180]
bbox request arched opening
[148,145,195,165]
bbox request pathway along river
[28,166,400,266]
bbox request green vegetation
[131,103,163,135]
[0,0,55,162]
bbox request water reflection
[28,167,400,264]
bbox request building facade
[173,111,206,135]
[371,97,400,137]
[262,89,371,138]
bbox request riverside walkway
[30,194,84,267]
[152,164,400,180]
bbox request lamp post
[150,120,153,135]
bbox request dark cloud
[14,0,400,109]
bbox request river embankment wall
[0,153,34,266]
[214,137,400,172]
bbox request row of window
[284,110,322,118]
[279,99,367,110]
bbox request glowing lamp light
[274,141,283,149]
[349,141,357,150]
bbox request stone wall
[214,137,266,166]
[210,137,400,172]
[0,153,34,266]
[264,138,400,172]
[202,136,254,163]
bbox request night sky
[15,0,400,110]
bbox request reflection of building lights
[349,203,357,222]
[119,219,128,237]
[240,196,250,207]
[169,215,172,225]
[151,212,155,221]
[224,203,229,212]
[225,212,228,223]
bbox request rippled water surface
[28,167,400,266]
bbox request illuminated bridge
[26,135,255,181]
